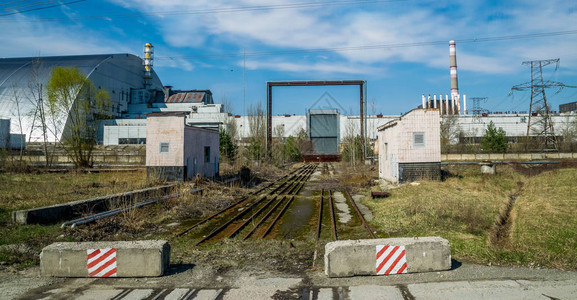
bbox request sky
[1,0,577,116]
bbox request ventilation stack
[144,43,154,88]
[449,40,459,113]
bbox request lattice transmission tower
[511,58,572,151]
[470,97,488,123]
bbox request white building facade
[377,109,441,183]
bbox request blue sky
[1,0,577,116]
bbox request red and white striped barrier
[376,245,407,275]
[87,248,117,277]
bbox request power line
[0,0,406,22]
[154,30,577,61]
[0,0,85,17]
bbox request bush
[481,121,507,153]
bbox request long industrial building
[0,47,225,147]
[0,54,164,143]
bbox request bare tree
[245,101,266,164]
[559,114,577,152]
[440,114,461,153]
[341,119,362,169]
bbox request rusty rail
[242,196,288,240]
[344,190,376,239]
[312,189,324,266]
[175,164,305,238]
[260,196,294,239]
[194,196,268,246]
[228,196,278,239]
[328,190,338,241]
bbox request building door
[186,157,193,180]
[193,157,198,177]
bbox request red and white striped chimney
[449,40,459,99]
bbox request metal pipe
[439,94,444,115]
[441,161,561,165]
[422,94,426,108]
[63,188,203,228]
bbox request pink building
[146,113,219,181]
[377,109,441,183]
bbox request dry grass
[364,164,577,270]
[0,169,149,268]
[0,169,148,214]
[337,163,378,189]
[512,168,577,269]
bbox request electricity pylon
[511,58,570,151]
[470,97,488,123]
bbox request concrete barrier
[12,184,175,224]
[40,240,170,277]
[324,237,451,278]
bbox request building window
[119,138,146,145]
[204,146,210,162]
[160,142,169,153]
[413,132,425,147]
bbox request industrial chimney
[144,43,154,88]
[449,40,459,97]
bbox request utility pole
[511,58,570,151]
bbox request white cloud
[245,58,381,75]
[0,16,126,57]
[100,1,577,75]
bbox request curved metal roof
[0,54,163,142]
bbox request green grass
[364,165,577,270]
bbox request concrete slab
[195,289,223,300]
[316,288,333,300]
[324,237,451,278]
[123,289,155,300]
[164,288,193,300]
[13,184,175,224]
[40,240,170,277]
[348,285,403,300]
[76,289,123,300]
[408,280,548,300]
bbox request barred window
[413,132,425,147]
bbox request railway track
[312,187,377,265]
[175,163,317,245]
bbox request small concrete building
[146,112,219,181]
[377,109,441,183]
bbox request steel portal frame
[266,80,367,158]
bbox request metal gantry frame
[266,80,367,158]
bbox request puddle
[352,195,373,221]
[332,192,352,224]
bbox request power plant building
[0,49,227,147]
[0,54,164,143]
